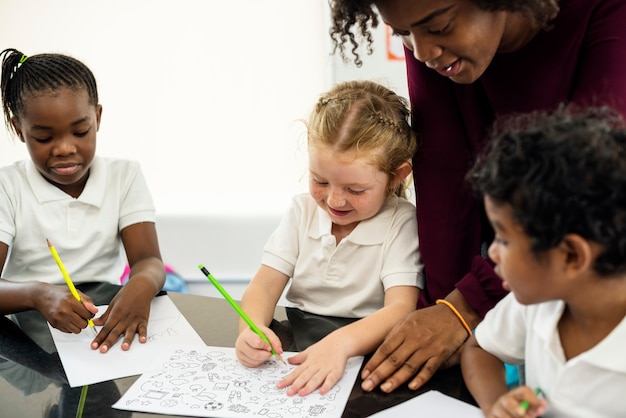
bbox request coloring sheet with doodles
[113,346,364,417]
[49,295,205,387]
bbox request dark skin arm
[90,222,165,353]
[461,334,547,417]
[360,288,481,392]
[461,334,509,415]
[0,242,98,333]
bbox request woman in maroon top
[329,0,626,394]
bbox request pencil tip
[46,238,52,247]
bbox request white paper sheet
[367,389,482,417]
[113,346,363,418]
[49,294,205,387]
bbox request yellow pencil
[46,239,98,337]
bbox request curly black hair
[328,0,559,67]
[468,105,626,277]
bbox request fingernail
[381,382,393,393]
[361,369,370,379]
[361,380,373,391]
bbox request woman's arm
[360,286,481,393]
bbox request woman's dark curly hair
[328,0,559,67]
[468,105,626,277]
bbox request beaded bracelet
[436,299,473,337]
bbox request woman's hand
[360,302,470,393]
[277,336,348,397]
[235,326,283,368]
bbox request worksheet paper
[113,346,364,418]
[49,294,205,387]
[367,390,482,417]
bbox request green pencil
[520,387,542,412]
[198,264,286,365]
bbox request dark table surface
[0,290,475,417]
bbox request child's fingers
[265,330,283,354]
[79,295,99,316]
[277,356,308,390]
[492,387,541,418]
[318,371,341,395]
[288,365,334,397]
[90,306,110,326]
[286,351,306,365]
[120,321,148,350]
[239,345,272,367]
[282,365,310,395]
[236,330,274,367]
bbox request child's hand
[91,279,153,353]
[235,326,282,367]
[487,386,547,418]
[36,283,97,333]
[277,339,348,397]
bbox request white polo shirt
[0,157,155,284]
[475,292,626,417]
[262,193,423,318]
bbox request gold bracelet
[436,299,472,337]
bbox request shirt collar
[26,156,106,208]
[533,300,626,372]
[309,196,401,245]
[584,314,626,372]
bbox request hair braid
[308,80,418,198]
[1,48,98,136]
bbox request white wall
[0,0,328,216]
[0,2,409,281]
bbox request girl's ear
[95,104,103,131]
[559,234,595,277]
[391,161,412,188]
[10,117,25,142]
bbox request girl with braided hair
[236,80,423,396]
[0,48,165,354]
[328,0,626,394]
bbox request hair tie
[19,54,28,64]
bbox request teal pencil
[198,264,286,364]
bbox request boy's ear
[559,234,595,276]
[10,117,25,142]
[391,162,412,187]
